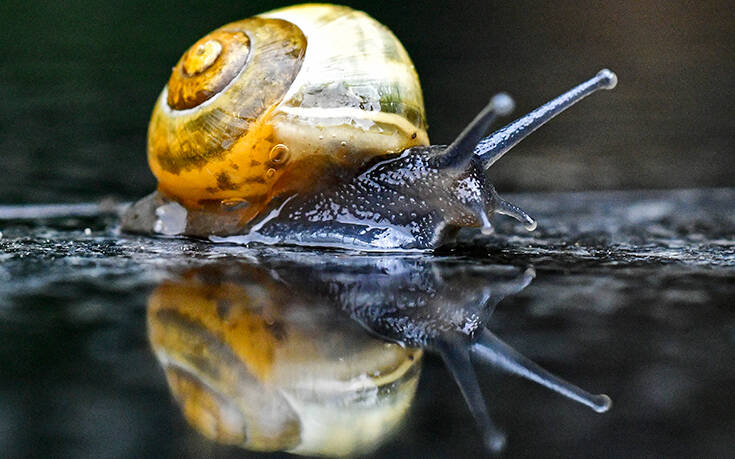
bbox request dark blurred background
[1,0,733,205]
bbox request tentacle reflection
[147,255,609,455]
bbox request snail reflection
[147,256,610,455]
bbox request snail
[122,4,617,251]
[148,255,610,454]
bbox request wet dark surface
[1,189,733,458]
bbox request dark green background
[1,0,733,204]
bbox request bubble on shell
[268,144,290,165]
[220,198,250,211]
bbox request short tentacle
[436,93,515,170]
[478,268,536,323]
[491,268,536,299]
[471,329,612,413]
[495,197,537,231]
[477,69,617,168]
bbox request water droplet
[154,202,187,235]
[220,198,249,210]
[265,168,276,179]
[268,144,290,165]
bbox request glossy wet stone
[0,188,733,457]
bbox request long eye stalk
[436,93,515,170]
[476,69,617,168]
[472,329,612,413]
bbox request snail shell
[148,4,428,224]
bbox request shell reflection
[148,263,421,456]
[147,256,609,455]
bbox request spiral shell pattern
[147,4,428,223]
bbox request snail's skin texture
[122,4,617,251]
[209,149,533,250]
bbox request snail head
[420,69,618,237]
[313,68,617,247]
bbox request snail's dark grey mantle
[0,188,733,271]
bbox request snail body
[122,4,617,251]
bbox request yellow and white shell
[148,4,428,224]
